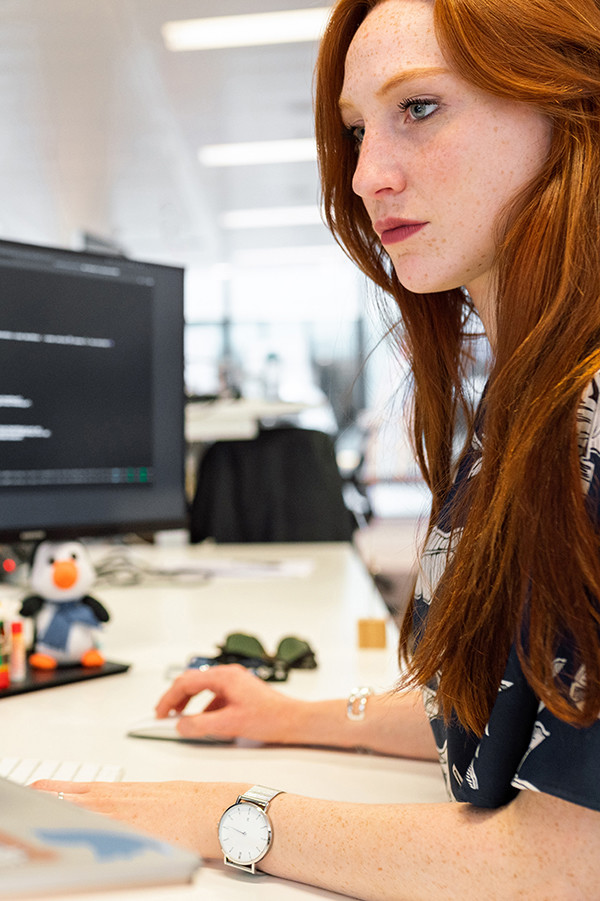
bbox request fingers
[30,780,145,821]
[176,712,233,741]
[30,779,97,808]
[154,663,254,718]
[154,664,283,742]
[31,779,91,794]
[154,666,222,717]
[203,695,227,713]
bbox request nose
[351,129,407,200]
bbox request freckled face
[339,0,552,322]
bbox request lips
[374,218,427,246]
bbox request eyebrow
[338,66,449,112]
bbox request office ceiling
[0,0,338,269]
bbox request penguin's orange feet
[29,652,58,670]
[81,648,105,668]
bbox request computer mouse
[126,714,231,744]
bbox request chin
[396,276,457,295]
[393,263,463,296]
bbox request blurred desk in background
[186,398,312,443]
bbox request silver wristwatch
[218,784,284,873]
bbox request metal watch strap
[238,784,284,809]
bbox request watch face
[218,802,272,866]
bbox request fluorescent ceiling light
[162,8,331,51]
[199,138,317,167]
[221,205,323,230]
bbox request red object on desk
[0,620,9,688]
[10,621,26,682]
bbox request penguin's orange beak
[53,559,78,590]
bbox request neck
[464,277,497,349]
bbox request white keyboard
[0,757,124,785]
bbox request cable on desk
[93,549,213,587]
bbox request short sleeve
[512,699,600,811]
[451,646,600,812]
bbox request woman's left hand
[31,779,244,857]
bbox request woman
[35,0,600,897]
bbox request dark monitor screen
[0,239,187,541]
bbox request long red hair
[315,0,600,735]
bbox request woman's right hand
[155,663,302,744]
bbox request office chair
[189,426,357,543]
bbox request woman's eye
[399,98,438,121]
[346,124,365,147]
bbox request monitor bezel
[0,238,188,543]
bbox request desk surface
[1,541,446,900]
[186,399,313,442]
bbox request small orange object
[81,648,105,668]
[29,652,58,670]
[357,618,387,649]
[52,559,78,590]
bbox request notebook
[0,777,201,898]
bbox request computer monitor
[0,239,187,542]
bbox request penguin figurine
[19,540,110,670]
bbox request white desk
[1,541,446,900]
[186,399,313,443]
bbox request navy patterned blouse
[414,377,600,811]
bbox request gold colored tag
[357,618,387,648]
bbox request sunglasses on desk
[186,633,317,683]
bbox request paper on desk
[163,558,315,580]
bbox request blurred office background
[0,0,432,582]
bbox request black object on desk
[0,659,130,698]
